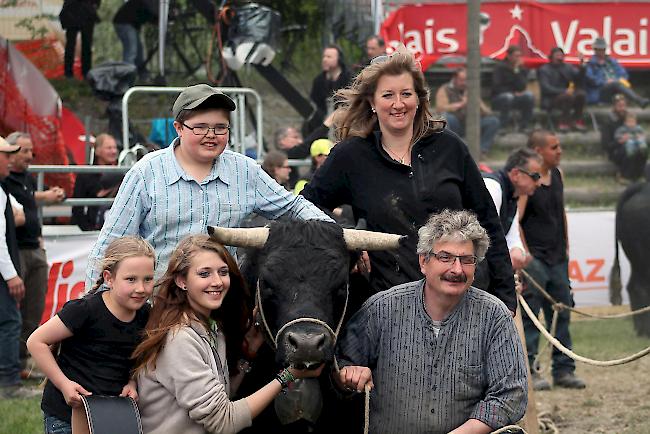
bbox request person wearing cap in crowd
[85,84,333,288]
[4,132,66,381]
[292,138,333,196]
[585,37,649,107]
[0,137,38,399]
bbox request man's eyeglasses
[182,123,230,136]
[428,251,478,266]
[518,167,541,181]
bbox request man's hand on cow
[352,251,371,274]
[338,366,373,393]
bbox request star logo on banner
[509,4,523,20]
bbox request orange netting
[0,42,74,194]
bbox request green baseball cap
[172,84,236,118]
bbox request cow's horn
[342,229,405,251]
[208,226,269,248]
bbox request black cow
[610,176,650,337]
[209,220,402,432]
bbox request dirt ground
[531,356,650,433]
[524,307,650,434]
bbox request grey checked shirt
[337,280,528,433]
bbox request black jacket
[491,61,528,97]
[301,128,516,311]
[5,171,40,249]
[538,62,584,108]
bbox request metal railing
[30,165,130,223]
[121,86,264,158]
[28,159,315,223]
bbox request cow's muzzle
[276,323,334,368]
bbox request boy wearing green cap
[86,84,332,287]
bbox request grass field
[1,315,649,434]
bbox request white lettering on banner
[393,20,459,56]
[40,233,96,324]
[566,211,630,307]
[550,16,650,56]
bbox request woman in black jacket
[301,47,517,312]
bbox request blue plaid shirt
[85,141,332,289]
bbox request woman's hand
[338,366,373,393]
[61,380,91,408]
[119,380,139,401]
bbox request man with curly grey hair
[335,209,528,434]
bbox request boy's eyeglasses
[518,167,541,181]
[182,123,230,136]
[428,251,478,266]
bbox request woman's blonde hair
[332,46,445,144]
[90,236,156,293]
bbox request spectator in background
[474,148,542,290]
[309,45,351,129]
[585,37,649,107]
[72,134,122,231]
[600,94,648,181]
[113,0,158,79]
[538,47,587,132]
[0,137,37,399]
[613,112,648,181]
[521,130,585,391]
[273,115,334,188]
[59,0,101,78]
[261,150,291,190]
[5,133,64,380]
[292,139,333,195]
[365,35,386,63]
[491,46,534,132]
[435,67,500,158]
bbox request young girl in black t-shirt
[27,236,155,434]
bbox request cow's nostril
[287,332,299,350]
[315,333,326,350]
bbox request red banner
[381,1,650,70]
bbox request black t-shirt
[41,292,150,422]
[521,167,567,266]
[5,171,40,249]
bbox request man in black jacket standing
[491,46,535,132]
